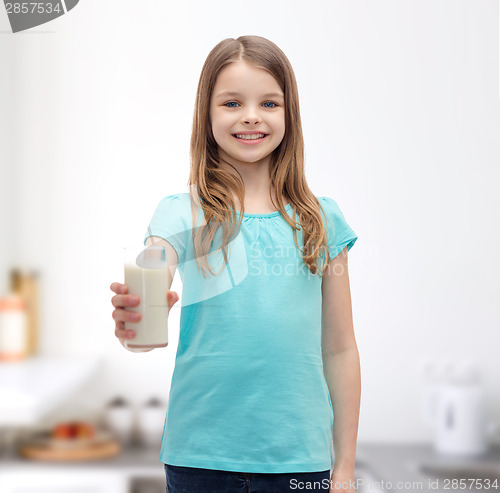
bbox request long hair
[187,35,332,278]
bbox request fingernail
[127,331,135,338]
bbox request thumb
[167,290,179,310]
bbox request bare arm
[321,246,361,475]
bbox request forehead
[213,60,283,99]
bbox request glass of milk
[123,244,171,350]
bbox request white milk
[124,261,171,349]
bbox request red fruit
[52,423,74,440]
[52,421,96,440]
[75,422,96,439]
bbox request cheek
[211,113,233,137]
[269,111,285,129]
[271,120,286,140]
[210,121,229,149]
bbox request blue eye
[223,101,279,108]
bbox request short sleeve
[318,196,358,260]
[143,193,191,264]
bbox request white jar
[104,397,135,446]
[137,397,168,448]
[0,294,27,362]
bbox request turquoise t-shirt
[143,192,358,474]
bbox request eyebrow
[215,91,284,99]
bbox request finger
[111,294,140,308]
[112,308,141,323]
[167,291,179,310]
[115,322,136,340]
[110,282,128,294]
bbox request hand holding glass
[123,244,173,349]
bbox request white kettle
[423,361,498,456]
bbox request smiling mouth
[231,134,269,141]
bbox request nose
[243,106,261,125]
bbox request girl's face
[209,59,285,169]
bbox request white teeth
[234,133,266,140]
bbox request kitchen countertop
[0,443,165,475]
[1,441,499,491]
[0,445,166,493]
[355,442,500,493]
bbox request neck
[218,156,270,207]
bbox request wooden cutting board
[20,436,122,461]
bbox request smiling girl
[111,35,360,493]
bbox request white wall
[0,34,14,296]
[1,0,499,443]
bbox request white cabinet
[0,356,101,426]
[0,470,127,493]
[0,448,167,493]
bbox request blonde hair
[187,35,332,278]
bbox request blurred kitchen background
[1,1,499,492]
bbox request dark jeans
[164,463,332,493]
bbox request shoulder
[157,192,191,206]
[316,196,343,219]
[316,195,358,253]
[155,192,191,211]
[146,193,194,258]
[150,193,193,226]
[316,195,355,227]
